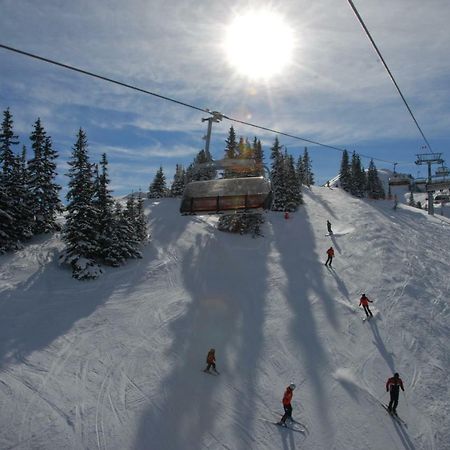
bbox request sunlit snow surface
[1,186,449,449]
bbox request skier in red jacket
[386,372,405,414]
[359,294,374,318]
[278,383,296,426]
[325,247,334,267]
[203,348,218,374]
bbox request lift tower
[415,152,444,215]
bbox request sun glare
[223,9,295,81]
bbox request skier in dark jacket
[327,220,333,235]
[203,348,218,373]
[386,372,405,414]
[278,383,296,426]
[359,294,373,318]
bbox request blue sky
[1,0,449,197]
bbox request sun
[223,9,295,81]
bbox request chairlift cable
[346,0,433,153]
[0,42,398,166]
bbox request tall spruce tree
[252,137,265,176]
[223,126,238,178]
[135,191,148,242]
[94,153,117,263]
[185,149,215,182]
[285,152,303,209]
[0,108,21,251]
[339,149,351,191]
[366,159,385,199]
[148,166,167,198]
[302,147,314,187]
[170,164,186,197]
[270,137,287,211]
[62,128,101,279]
[350,152,366,197]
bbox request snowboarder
[278,383,296,426]
[327,220,333,235]
[386,372,405,414]
[203,348,218,373]
[359,294,373,318]
[325,246,334,267]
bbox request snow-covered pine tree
[339,149,351,191]
[135,191,148,242]
[302,147,314,187]
[252,137,265,177]
[94,153,118,264]
[223,126,238,178]
[62,128,102,279]
[185,150,215,183]
[366,159,385,199]
[41,136,62,230]
[170,164,186,197]
[284,153,303,209]
[0,108,21,251]
[148,166,167,198]
[350,152,366,197]
[296,154,305,188]
[119,195,142,259]
[270,136,287,211]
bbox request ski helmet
[289,383,296,390]
[394,372,399,378]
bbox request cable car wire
[0,42,397,165]
[346,0,433,153]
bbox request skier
[278,383,296,426]
[359,294,373,318]
[386,372,405,414]
[203,348,218,373]
[325,246,334,267]
[327,220,333,235]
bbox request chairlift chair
[180,159,272,215]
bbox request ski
[381,404,407,426]
[259,418,305,433]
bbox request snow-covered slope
[1,187,449,450]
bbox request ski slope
[0,186,449,450]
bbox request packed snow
[0,186,449,450]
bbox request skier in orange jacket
[278,383,296,426]
[325,247,334,267]
[386,373,405,414]
[359,294,373,318]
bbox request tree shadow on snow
[133,224,270,449]
[271,208,338,445]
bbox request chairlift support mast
[415,152,444,215]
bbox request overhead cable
[0,43,397,165]
[346,0,433,153]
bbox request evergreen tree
[148,166,167,198]
[296,154,305,188]
[223,126,238,178]
[0,108,21,251]
[366,159,385,199]
[135,191,148,242]
[28,119,61,233]
[62,128,101,279]
[170,164,186,197]
[253,137,265,177]
[0,108,18,180]
[284,153,303,209]
[185,150,215,182]
[302,147,314,187]
[94,153,118,263]
[270,137,287,211]
[350,152,366,197]
[339,149,351,191]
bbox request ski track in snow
[0,192,449,449]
